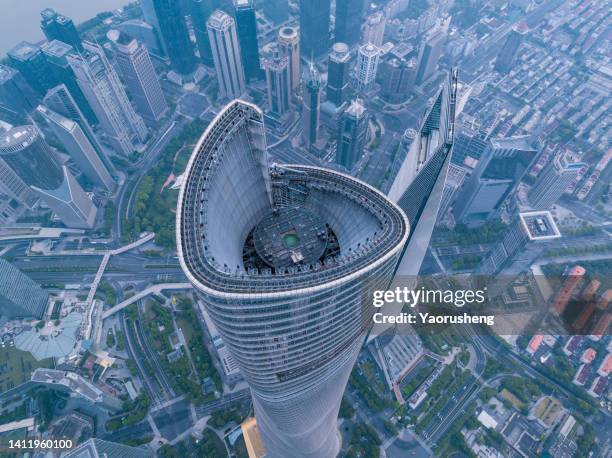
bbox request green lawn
[0,346,53,393]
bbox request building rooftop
[8,42,40,61]
[519,211,561,240]
[41,40,73,58]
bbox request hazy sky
[1,0,129,55]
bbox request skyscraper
[299,0,330,58]
[263,0,289,24]
[451,121,488,166]
[264,45,291,116]
[454,136,537,225]
[177,100,409,458]
[40,8,83,52]
[234,0,263,82]
[0,125,97,228]
[41,40,97,124]
[336,99,367,170]
[37,106,114,191]
[326,42,350,106]
[528,152,585,210]
[43,84,113,174]
[116,20,165,57]
[414,26,447,85]
[207,10,246,99]
[355,43,380,92]
[277,27,300,92]
[362,11,386,46]
[302,63,321,151]
[0,159,38,209]
[7,42,56,96]
[380,57,414,102]
[334,0,364,46]
[68,42,147,156]
[152,0,196,74]
[495,23,528,74]
[139,0,167,55]
[0,64,38,116]
[108,31,168,126]
[190,0,215,67]
[0,258,49,319]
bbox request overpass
[101,283,192,319]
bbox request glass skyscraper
[234,0,263,81]
[152,0,196,75]
[299,0,330,59]
[40,8,83,52]
[334,0,364,46]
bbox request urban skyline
[0,1,610,458]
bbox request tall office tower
[207,10,247,99]
[299,0,331,58]
[40,8,82,52]
[336,99,367,170]
[152,0,196,74]
[495,23,528,74]
[414,26,447,85]
[108,31,168,126]
[454,136,537,225]
[451,122,488,166]
[234,0,263,81]
[139,0,167,55]
[0,65,38,116]
[264,0,289,24]
[41,40,97,124]
[43,84,113,174]
[0,160,38,208]
[437,162,469,223]
[302,63,322,151]
[326,43,350,106]
[264,45,291,116]
[278,27,300,92]
[355,43,380,92]
[386,70,458,284]
[362,11,386,46]
[383,127,417,194]
[37,106,114,191]
[177,100,408,458]
[68,42,147,156]
[0,126,97,228]
[334,0,364,46]
[7,42,56,96]
[116,20,164,57]
[479,210,561,276]
[0,258,48,319]
[528,152,585,210]
[191,0,215,67]
[380,57,414,102]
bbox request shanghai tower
[177,72,457,457]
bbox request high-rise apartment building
[334,0,364,46]
[207,10,247,99]
[43,84,113,174]
[41,40,97,124]
[278,27,300,92]
[0,65,38,116]
[414,26,447,85]
[0,125,97,228]
[495,23,528,74]
[263,0,289,24]
[264,45,291,116]
[528,152,585,210]
[177,100,409,458]
[152,0,196,74]
[302,63,322,151]
[108,31,168,126]
[7,42,56,96]
[37,106,114,191]
[362,11,386,46]
[0,258,49,319]
[40,8,82,52]
[68,42,147,155]
[326,43,351,106]
[336,99,367,170]
[355,43,380,92]
[235,0,262,82]
[190,0,215,67]
[299,0,330,58]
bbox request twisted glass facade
[177,100,408,457]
